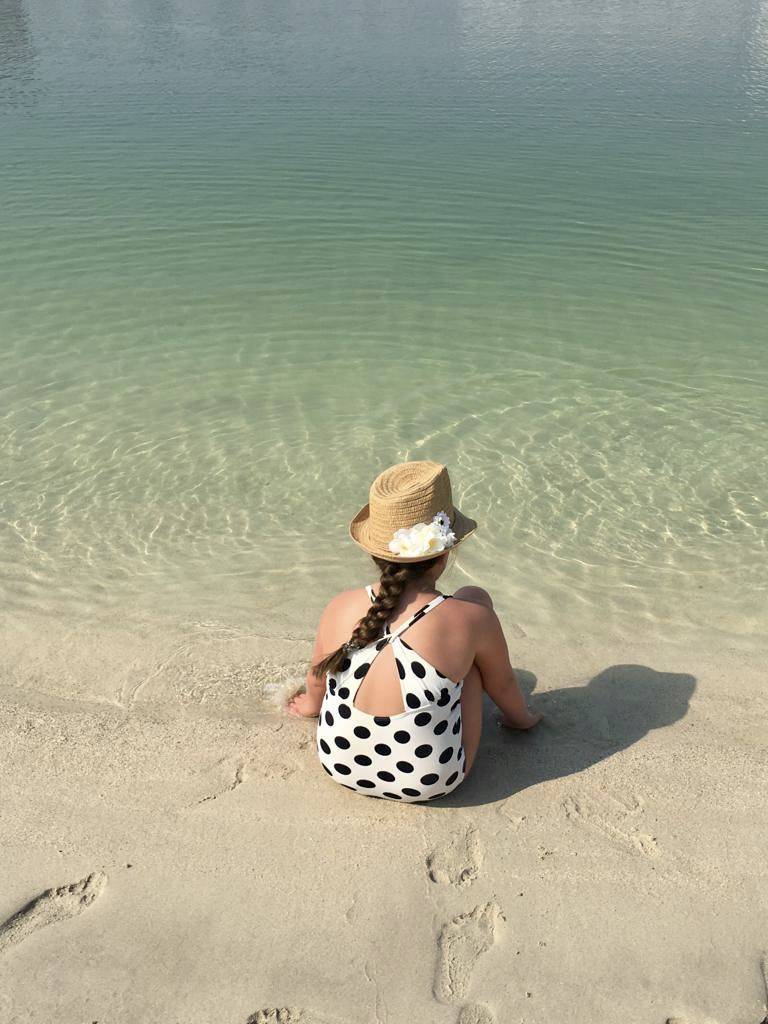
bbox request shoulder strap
[353,595,448,691]
[387,594,446,642]
[365,587,446,640]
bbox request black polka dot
[374,742,391,756]
[400,638,413,650]
[374,716,391,726]
[452,719,461,735]
[405,693,420,709]
[396,658,406,680]
[319,739,330,755]
[354,754,372,767]
[402,787,421,797]
[383,792,402,800]
[411,661,426,678]
[375,638,388,651]
[394,730,410,744]
[437,688,450,706]
[322,763,332,775]
[420,773,439,785]
[451,698,461,711]
[396,761,414,774]
[328,679,336,694]
[414,711,432,726]
[434,719,448,735]
[446,771,458,786]
[415,744,433,758]
[334,763,351,775]
[436,668,446,679]
[354,725,371,739]
[424,689,435,701]
[354,662,370,679]
[339,657,351,672]
[338,704,351,719]
[357,779,375,789]
[338,687,350,699]
[377,770,395,782]
[456,746,462,759]
[439,747,453,764]
[335,736,351,750]
[324,711,334,727]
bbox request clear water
[1,0,767,655]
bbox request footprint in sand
[247,1011,345,1024]
[563,792,660,859]
[434,900,504,1004]
[458,1004,495,1024]
[0,871,107,954]
[248,1013,306,1024]
[194,760,246,806]
[427,826,482,887]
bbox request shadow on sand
[435,664,696,809]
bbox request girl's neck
[389,577,443,603]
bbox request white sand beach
[2,615,766,1023]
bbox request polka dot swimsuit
[315,585,467,803]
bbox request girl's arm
[286,597,338,718]
[473,607,541,729]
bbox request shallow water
[1,0,767,657]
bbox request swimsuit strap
[365,585,447,641]
[387,594,447,641]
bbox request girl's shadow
[436,664,696,808]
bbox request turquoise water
[1,0,767,650]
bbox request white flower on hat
[388,511,457,558]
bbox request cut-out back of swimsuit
[315,586,467,803]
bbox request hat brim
[348,504,477,563]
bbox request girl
[287,460,541,802]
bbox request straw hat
[349,461,477,563]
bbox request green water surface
[1,0,767,646]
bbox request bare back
[328,586,486,717]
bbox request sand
[1,624,767,1024]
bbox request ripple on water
[2,321,766,648]
[1,0,767,659]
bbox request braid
[311,554,443,680]
[348,561,416,647]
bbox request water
[1,0,767,671]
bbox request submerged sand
[1,621,767,1023]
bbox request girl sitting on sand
[287,460,541,802]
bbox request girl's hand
[286,691,323,719]
[499,709,542,731]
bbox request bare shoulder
[313,587,370,650]
[320,586,369,623]
[445,586,495,636]
[451,586,494,610]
